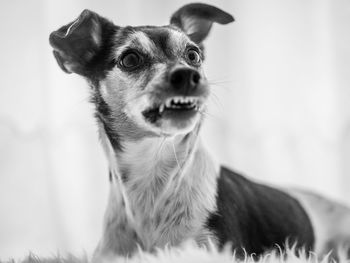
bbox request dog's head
[49,3,233,144]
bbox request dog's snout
[170,68,201,94]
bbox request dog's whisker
[198,109,219,120]
[207,76,232,84]
[170,141,189,196]
[208,80,231,85]
[208,80,234,91]
[208,92,224,112]
[172,141,182,174]
[155,136,167,160]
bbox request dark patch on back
[206,166,315,258]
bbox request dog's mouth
[142,96,202,124]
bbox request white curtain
[0,0,349,259]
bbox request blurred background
[0,0,350,259]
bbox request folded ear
[170,3,234,44]
[49,9,114,76]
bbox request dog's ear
[49,9,114,76]
[170,3,234,44]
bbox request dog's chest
[117,138,218,250]
[130,180,204,249]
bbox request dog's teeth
[159,104,165,113]
[163,96,199,110]
[165,99,172,107]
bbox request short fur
[49,3,350,261]
[207,168,314,257]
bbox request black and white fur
[49,3,350,260]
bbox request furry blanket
[5,242,349,263]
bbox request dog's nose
[170,68,201,94]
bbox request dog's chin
[157,111,201,136]
[141,96,205,136]
[143,108,201,136]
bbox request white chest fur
[97,133,218,257]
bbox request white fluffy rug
[7,242,349,263]
[100,242,348,263]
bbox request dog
[49,3,350,260]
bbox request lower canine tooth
[159,104,165,113]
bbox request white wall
[0,0,349,259]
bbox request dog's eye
[120,52,142,69]
[186,49,201,65]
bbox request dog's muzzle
[141,66,207,128]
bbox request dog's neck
[116,128,200,202]
[97,121,219,253]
